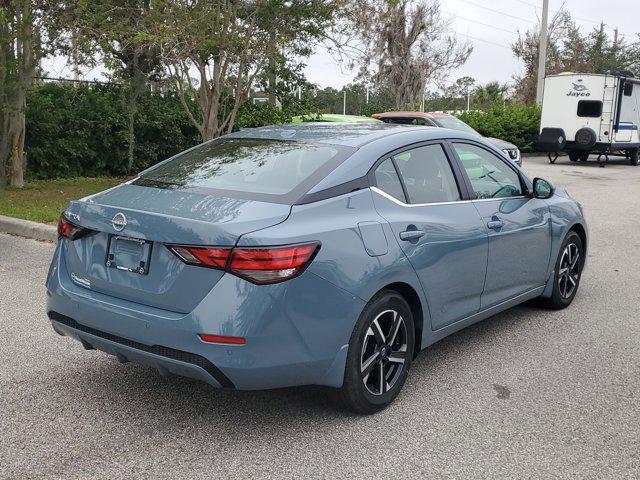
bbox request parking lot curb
[0,215,57,242]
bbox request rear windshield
[136,138,352,202]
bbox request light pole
[535,0,549,105]
[343,90,346,115]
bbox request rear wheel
[629,148,639,166]
[337,290,414,414]
[568,152,580,162]
[540,231,584,310]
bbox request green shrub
[457,103,541,152]
[25,84,299,179]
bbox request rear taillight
[166,242,320,284]
[57,212,89,240]
[168,246,231,269]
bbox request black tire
[337,290,415,414]
[539,231,584,310]
[568,152,580,162]
[629,148,639,166]
[578,151,590,162]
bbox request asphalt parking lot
[1,155,639,479]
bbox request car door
[370,142,488,330]
[450,142,551,308]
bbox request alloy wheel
[558,243,581,299]
[360,309,408,396]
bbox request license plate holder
[106,235,153,275]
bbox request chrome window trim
[471,196,527,203]
[371,186,472,207]
[371,186,527,207]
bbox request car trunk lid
[61,184,291,313]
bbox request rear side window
[374,159,406,202]
[137,138,349,197]
[393,144,461,204]
[577,100,603,117]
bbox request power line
[507,0,632,36]
[455,32,514,50]
[456,0,537,23]
[444,11,519,35]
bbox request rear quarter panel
[237,188,429,336]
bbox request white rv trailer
[538,72,640,166]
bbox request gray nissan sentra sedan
[47,123,587,413]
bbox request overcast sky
[43,0,639,91]
[304,0,640,89]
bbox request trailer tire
[568,152,580,162]
[579,151,590,162]
[629,148,639,166]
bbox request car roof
[291,114,380,123]
[372,111,454,120]
[227,122,449,148]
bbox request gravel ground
[1,155,639,479]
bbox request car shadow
[51,302,542,430]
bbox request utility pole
[613,26,619,72]
[535,0,549,105]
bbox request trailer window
[624,83,633,96]
[577,100,603,118]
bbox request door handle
[486,219,504,230]
[399,230,425,241]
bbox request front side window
[137,138,348,197]
[374,159,405,202]
[393,144,461,204]
[453,143,523,199]
[577,100,603,117]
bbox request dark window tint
[453,143,522,199]
[381,117,434,126]
[393,145,460,204]
[138,138,346,196]
[577,100,603,117]
[624,82,633,96]
[374,159,406,202]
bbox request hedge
[24,84,543,180]
[457,103,541,153]
[25,83,201,179]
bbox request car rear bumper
[49,311,234,388]
[46,242,363,390]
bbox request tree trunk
[7,108,26,187]
[126,85,142,173]
[0,113,8,187]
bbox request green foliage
[25,82,300,179]
[233,102,294,129]
[25,82,200,179]
[458,103,541,152]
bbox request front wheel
[337,290,415,414]
[540,231,584,310]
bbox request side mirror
[533,177,555,199]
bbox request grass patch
[0,177,122,224]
